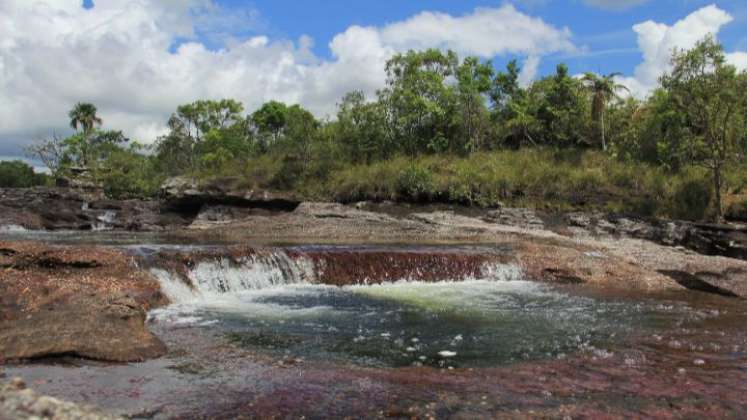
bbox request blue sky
[1,0,747,162]
[211,0,747,77]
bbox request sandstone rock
[0,241,168,362]
[159,176,299,213]
[483,207,545,230]
[0,295,167,362]
[0,187,165,231]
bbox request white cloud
[379,6,575,57]
[0,2,574,152]
[618,5,747,97]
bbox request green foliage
[397,164,435,201]
[29,38,746,220]
[336,91,390,163]
[580,72,629,150]
[455,56,494,152]
[379,49,460,155]
[535,64,589,147]
[98,143,162,199]
[668,172,713,221]
[251,100,288,144]
[0,161,48,188]
[68,102,102,134]
[660,35,747,220]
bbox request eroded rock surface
[160,176,300,214]
[0,242,168,362]
[0,187,165,231]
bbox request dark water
[150,279,699,369]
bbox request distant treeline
[22,36,747,221]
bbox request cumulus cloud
[0,1,574,153]
[379,6,575,57]
[616,5,747,98]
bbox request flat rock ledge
[0,242,168,363]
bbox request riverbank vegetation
[23,36,747,221]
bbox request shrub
[725,196,747,222]
[397,164,435,201]
[669,176,712,221]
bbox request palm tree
[581,73,629,151]
[68,102,102,135]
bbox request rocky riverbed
[1,185,746,418]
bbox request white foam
[188,253,315,294]
[0,224,27,233]
[150,268,199,304]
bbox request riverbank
[2,188,746,418]
[2,197,746,363]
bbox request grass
[221,148,747,222]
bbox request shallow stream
[2,231,746,418]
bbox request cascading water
[148,246,683,368]
[92,210,117,231]
[150,246,524,303]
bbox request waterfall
[151,250,316,303]
[188,253,316,293]
[149,247,524,304]
[92,210,117,231]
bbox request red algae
[4,283,746,419]
[298,249,511,286]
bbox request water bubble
[693,359,706,366]
[438,351,457,358]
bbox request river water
[2,231,746,418]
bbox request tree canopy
[18,38,747,220]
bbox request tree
[455,57,493,152]
[490,59,522,113]
[67,102,104,167]
[175,99,245,141]
[252,101,289,144]
[283,104,319,168]
[98,143,162,198]
[502,93,541,147]
[660,35,747,221]
[25,132,67,176]
[379,49,459,155]
[68,102,102,134]
[336,91,389,163]
[535,64,588,147]
[581,72,629,151]
[0,160,46,188]
[156,99,250,175]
